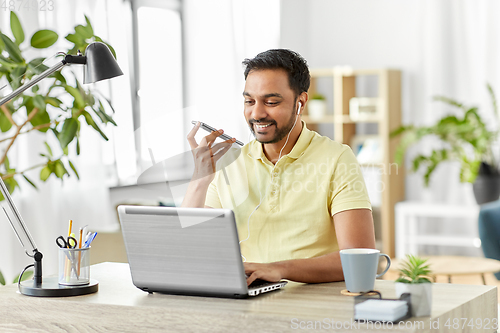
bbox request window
[135,4,184,171]
[109,0,185,185]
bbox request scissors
[56,235,78,249]
[56,235,79,279]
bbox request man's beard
[248,111,297,144]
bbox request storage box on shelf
[305,68,404,257]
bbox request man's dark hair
[242,49,310,97]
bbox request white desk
[395,201,481,258]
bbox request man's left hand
[244,262,285,286]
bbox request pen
[77,228,83,278]
[82,225,88,242]
[84,231,92,244]
[84,232,97,248]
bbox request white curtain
[0,1,130,281]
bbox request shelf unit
[305,68,404,257]
[395,201,481,259]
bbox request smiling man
[182,49,375,285]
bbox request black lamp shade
[84,42,123,84]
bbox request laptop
[117,205,287,298]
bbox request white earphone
[297,101,302,115]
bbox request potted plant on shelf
[0,12,117,200]
[391,84,500,204]
[307,93,327,121]
[395,254,433,317]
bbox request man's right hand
[186,122,235,185]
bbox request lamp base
[19,277,98,297]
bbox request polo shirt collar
[247,121,314,161]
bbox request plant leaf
[10,11,25,45]
[44,142,53,157]
[54,160,68,178]
[45,97,62,108]
[0,33,4,53]
[487,83,498,118]
[64,84,85,109]
[75,24,93,40]
[65,33,83,45]
[396,254,433,283]
[13,270,33,284]
[84,15,94,36]
[22,175,37,189]
[81,111,108,141]
[3,177,19,194]
[9,65,26,90]
[94,101,117,126]
[434,95,466,110]
[28,57,48,75]
[4,156,10,171]
[30,30,58,49]
[33,95,46,112]
[40,166,52,181]
[0,270,5,285]
[0,33,23,63]
[0,111,13,132]
[0,55,17,69]
[50,71,67,84]
[29,109,51,133]
[58,118,79,149]
[68,160,80,180]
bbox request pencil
[65,220,73,282]
[68,220,73,240]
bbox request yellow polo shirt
[205,123,371,263]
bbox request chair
[478,200,500,279]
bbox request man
[182,49,375,285]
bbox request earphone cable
[239,105,301,261]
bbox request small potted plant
[307,93,327,121]
[394,255,433,317]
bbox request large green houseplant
[0,12,116,197]
[0,13,117,283]
[391,84,500,203]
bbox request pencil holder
[58,247,90,285]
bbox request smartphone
[191,121,244,146]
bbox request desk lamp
[0,42,122,296]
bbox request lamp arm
[0,60,67,107]
[0,176,43,285]
[0,177,37,253]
